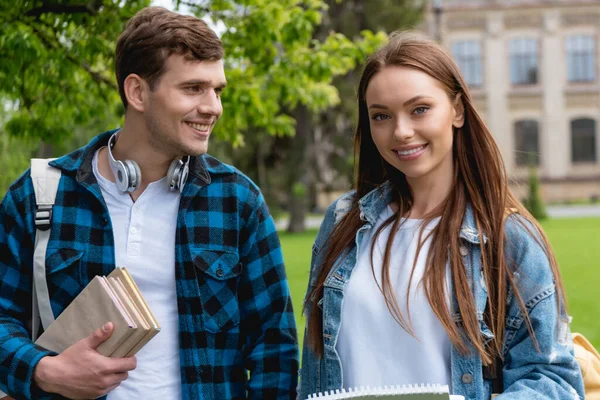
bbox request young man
[0,7,298,400]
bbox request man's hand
[33,322,136,399]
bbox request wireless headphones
[107,132,190,193]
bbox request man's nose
[198,90,222,116]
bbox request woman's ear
[123,74,147,113]
[452,94,465,129]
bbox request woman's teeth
[396,145,426,156]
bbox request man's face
[143,54,226,157]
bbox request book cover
[107,267,161,356]
[35,276,135,356]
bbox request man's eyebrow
[179,80,227,89]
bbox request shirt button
[462,373,473,384]
[130,227,137,234]
[216,268,224,278]
[459,245,469,256]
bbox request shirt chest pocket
[45,248,85,314]
[193,249,243,333]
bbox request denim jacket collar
[356,181,487,245]
[357,181,394,225]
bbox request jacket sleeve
[297,199,340,400]
[238,191,299,399]
[497,217,584,399]
[0,181,54,399]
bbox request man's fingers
[99,382,122,398]
[103,356,137,374]
[91,372,128,398]
[109,371,129,384]
[82,322,113,350]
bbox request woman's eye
[371,114,390,121]
[413,106,429,115]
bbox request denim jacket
[299,182,584,400]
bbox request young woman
[298,32,584,400]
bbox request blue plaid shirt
[0,130,299,399]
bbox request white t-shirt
[336,206,452,390]
[93,150,182,399]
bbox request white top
[336,206,452,390]
[93,150,183,400]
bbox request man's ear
[123,74,148,113]
[452,93,465,129]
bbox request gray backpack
[29,158,60,338]
[0,159,59,398]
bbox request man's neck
[115,122,173,182]
[97,124,173,201]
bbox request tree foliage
[0,0,416,231]
[178,0,387,146]
[0,0,150,144]
[525,166,548,220]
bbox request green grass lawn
[280,217,600,351]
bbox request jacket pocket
[45,248,85,310]
[193,249,243,333]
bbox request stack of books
[35,267,160,357]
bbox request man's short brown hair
[115,7,224,108]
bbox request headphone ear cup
[177,162,189,192]
[166,158,190,192]
[125,160,141,192]
[166,159,181,191]
[114,160,130,193]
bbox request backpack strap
[30,158,60,341]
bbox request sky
[149,0,223,32]
[151,0,193,15]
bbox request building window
[571,118,597,163]
[566,35,596,83]
[509,38,538,85]
[514,120,540,166]
[452,40,483,87]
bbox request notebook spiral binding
[307,383,449,399]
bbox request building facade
[426,0,600,202]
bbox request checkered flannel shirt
[0,130,298,399]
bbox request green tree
[525,165,548,220]
[0,0,149,193]
[0,104,36,195]
[179,0,395,231]
[0,0,149,147]
[311,0,423,197]
[281,0,423,231]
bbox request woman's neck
[404,165,454,219]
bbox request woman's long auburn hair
[304,32,566,365]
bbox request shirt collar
[48,129,236,188]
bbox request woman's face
[365,65,464,187]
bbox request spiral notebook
[305,384,465,399]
